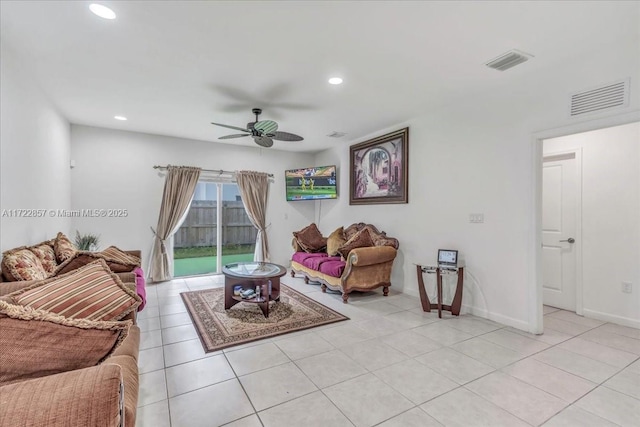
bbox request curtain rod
[153,165,274,178]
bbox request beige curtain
[236,170,270,262]
[149,166,201,282]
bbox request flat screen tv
[285,165,337,201]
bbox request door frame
[529,110,640,334]
[541,148,583,315]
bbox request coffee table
[222,262,287,318]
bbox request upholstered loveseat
[290,223,399,303]
[0,240,143,427]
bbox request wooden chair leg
[321,283,327,293]
[383,286,389,296]
[290,270,295,277]
[342,292,349,303]
[304,276,309,284]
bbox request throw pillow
[343,223,363,240]
[28,240,58,276]
[1,247,48,282]
[11,259,141,321]
[55,248,140,275]
[337,228,375,259]
[326,227,347,257]
[0,300,130,386]
[53,232,77,263]
[362,224,399,249]
[293,223,327,253]
[98,246,141,268]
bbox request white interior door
[542,153,578,311]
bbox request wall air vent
[569,79,629,117]
[327,131,347,138]
[485,49,533,71]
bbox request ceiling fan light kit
[211,108,303,148]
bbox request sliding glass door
[173,182,256,277]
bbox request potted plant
[75,231,100,252]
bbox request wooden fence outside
[174,200,257,248]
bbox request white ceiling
[1,1,638,152]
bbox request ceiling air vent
[327,131,347,138]
[570,79,629,117]
[485,49,533,71]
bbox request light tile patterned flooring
[135,274,640,427]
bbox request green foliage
[75,231,100,251]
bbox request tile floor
[135,273,640,427]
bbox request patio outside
[174,186,257,277]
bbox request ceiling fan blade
[219,134,249,140]
[211,122,250,133]
[253,120,278,134]
[269,131,304,142]
[253,136,274,148]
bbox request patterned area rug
[181,285,349,353]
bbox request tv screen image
[285,165,337,201]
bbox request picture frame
[349,127,409,205]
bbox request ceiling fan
[211,108,304,148]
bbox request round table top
[222,262,287,279]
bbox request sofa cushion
[28,240,58,276]
[1,247,48,282]
[11,259,141,321]
[54,232,77,263]
[105,354,139,427]
[326,227,347,257]
[111,325,140,362]
[0,364,125,427]
[292,252,327,264]
[337,228,375,259]
[0,300,131,386]
[304,256,342,270]
[293,223,327,252]
[319,260,346,278]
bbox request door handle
[559,238,575,244]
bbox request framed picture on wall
[349,127,409,205]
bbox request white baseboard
[462,304,530,332]
[399,290,531,331]
[582,309,640,329]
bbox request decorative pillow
[362,225,399,249]
[0,300,130,386]
[326,227,347,257]
[54,232,77,263]
[1,248,48,282]
[99,246,141,268]
[337,228,375,259]
[28,240,58,276]
[11,259,141,321]
[343,223,364,240]
[55,248,139,276]
[293,223,327,253]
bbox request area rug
[180,285,349,353]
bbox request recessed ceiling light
[328,77,343,85]
[90,4,116,20]
[114,115,127,121]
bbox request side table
[416,264,464,318]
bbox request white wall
[544,122,640,327]
[70,125,315,272]
[313,40,640,331]
[0,43,71,251]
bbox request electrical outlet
[469,213,484,223]
[622,282,632,294]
